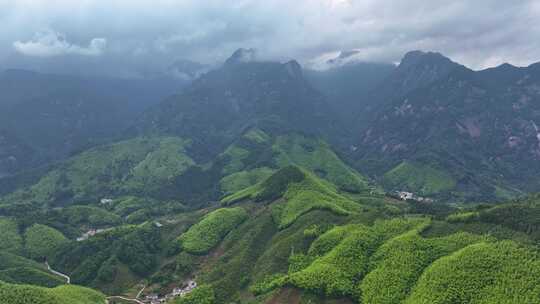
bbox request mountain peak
[225,48,257,65]
[399,50,455,70]
[283,60,303,78]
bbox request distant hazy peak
[398,50,458,70]
[225,48,257,65]
[284,60,303,78]
[167,59,210,80]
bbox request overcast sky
[1,0,539,77]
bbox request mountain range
[0,69,183,180]
[1,48,540,304]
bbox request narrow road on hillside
[136,285,146,299]
[106,296,145,304]
[45,261,71,284]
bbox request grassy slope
[222,166,362,228]
[24,224,68,259]
[382,161,456,195]
[360,229,483,304]
[253,217,540,304]
[60,205,122,228]
[405,241,540,304]
[0,281,106,304]
[286,218,428,297]
[272,135,372,193]
[0,252,64,287]
[5,137,194,205]
[179,207,249,254]
[218,129,374,197]
[441,195,540,242]
[220,167,275,195]
[0,217,22,253]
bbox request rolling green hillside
[222,166,363,228]
[382,161,456,195]
[1,166,540,303]
[405,241,540,304]
[179,207,248,254]
[0,252,64,287]
[3,137,195,206]
[1,129,373,212]
[24,224,68,259]
[0,281,106,304]
[219,131,374,196]
[0,217,22,253]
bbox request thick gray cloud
[13,29,106,57]
[0,0,538,77]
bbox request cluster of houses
[143,280,197,304]
[392,191,434,203]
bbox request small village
[142,280,197,304]
[392,190,434,203]
[107,280,197,304]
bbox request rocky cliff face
[354,55,540,200]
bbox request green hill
[382,161,456,195]
[0,281,106,304]
[405,241,540,303]
[0,217,22,253]
[24,224,68,260]
[222,166,362,228]
[0,252,64,287]
[179,207,249,254]
[219,131,374,196]
[4,137,195,206]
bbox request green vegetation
[49,224,160,293]
[243,128,271,144]
[360,229,483,304]
[200,212,277,302]
[0,252,44,270]
[221,145,250,175]
[404,241,540,303]
[179,207,248,254]
[24,224,68,259]
[382,161,456,195]
[0,252,64,287]
[223,166,362,228]
[0,217,22,253]
[446,211,479,223]
[7,137,195,205]
[0,267,64,288]
[5,53,540,304]
[217,131,374,198]
[174,284,215,304]
[287,218,427,297]
[130,137,195,189]
[273,135,372,193]
[60,206,121,227]
[0,281,106,304]
[220,167,275,195]
[477,200,540,238]
[443,196,540,241]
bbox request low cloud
[13,30,106,57]
[1,1,539,76]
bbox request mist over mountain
[0,69,185,178]
[130,50,342,161]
